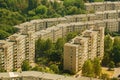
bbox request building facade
[0,40,14,72]
[8,34,26,70]
[64,26,104,73]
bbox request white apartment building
[8,34,26,70]
[0,40,14,71]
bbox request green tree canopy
[35,5,47,15]
[112,37,120,64]
[104,35,113,52]
[82,60,94,77]
[21,60,31,71]
[0,30,10,39]
[108,61,115,70]
[49,64,59,73]
[66,32,78,42]
[93,58,101,77]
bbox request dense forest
[0,0,119,39]
[0,0,86,39]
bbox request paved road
[112,67,120,78]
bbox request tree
[0,0,7,8]
[94,0,104,2]
[111,78,119,80]
[93,58,102,77]
[105,27,111,35]
[63,0,74,7]
[49,64,59,73]
[116,62,120,67]
[112,46,120,64]
[35,5,47,15]
[0,66,6,72]
[108,61,115,71]
[102,35,113,66]
[0,30,10,39]
[28,0,39,10]
[67,6,79,15]
[102,52,110,66]
[82,60,94,77]
[35,38,45,59]
[28,10,36,16]
[44,39,53,51]
[6,0,29,12]
[55,38,65,51]
[41,0,48,6]
[101,73,109,80]
[112,37,120,64]
[21,60,31,71]
[47,8,56,17]
[66,32,77,42]
[104,35,113,52]
[44,39,53,56]
[113,37,120,47]
[50,50,62,62]
[74,0,85,9]
[63,0,85,9]
[32,66,44,71]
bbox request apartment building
[64,26,104,73]
[0,40,14,72]
[87,14,96,21]
[71,22,87,33]
[25,31,36,63]
[48,26,63,42]
[106,10,119,19]
[85,1,120,12]
[35,25,64,42]
[85,3,95,13]
[30,20,46,31]
[56,24,68,37]
[83,30,98,60]
[57,17,67,24]
[105,2,114,10]
[64,37,88,73]
[8,34,26,70]
[95,12,106,20]
[64,42,79,73]
[93,27,104,59]
[105,19,119,32]
[86,2,105,12]
[113,2,120,10]
[15,22,36,35]
[94,20,106,28]
[65,15,88,22]
[35,29,54,42]
[42,18,67,28]
[94,2,106,11]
